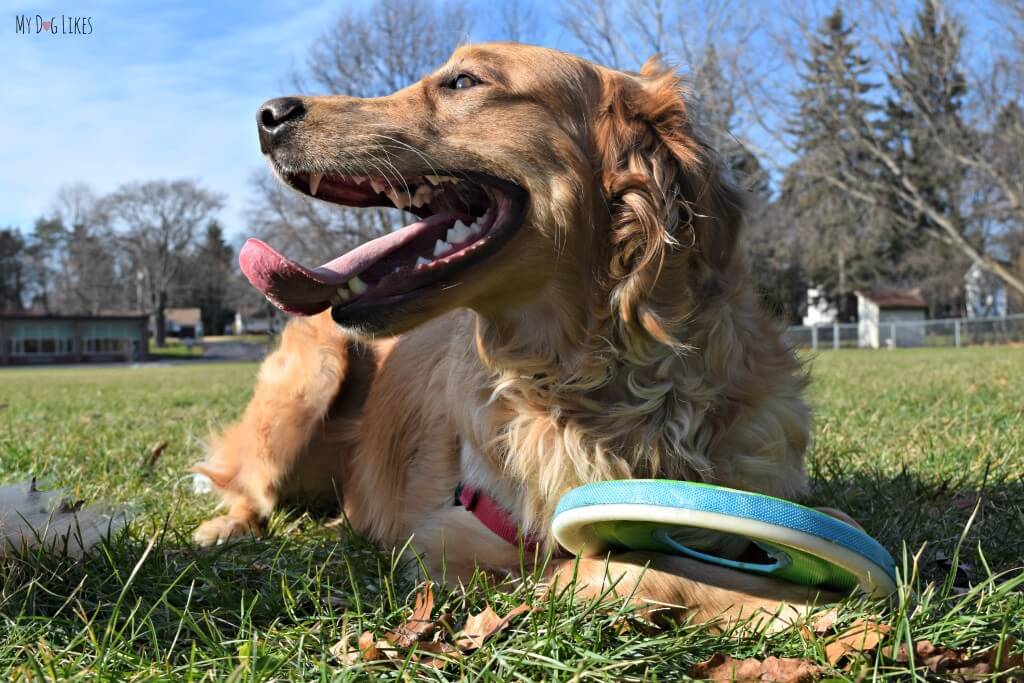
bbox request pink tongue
[239,215,444,316]
[238,239,342,315]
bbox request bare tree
[497,0,539,43]
[22,184,120,315]
[560,0,767,191]
[294,0,470,97]
[246,0,471,265]
[246,170,392,268]
[780,0,1024,298]
[104,180,224,346]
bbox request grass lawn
[147,339,205,360]
[0,348,1021,680]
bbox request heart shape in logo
[42,20,51,31]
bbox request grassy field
[0,348,1021,680]
[147,339,205,360]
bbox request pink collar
[458,484,542,552]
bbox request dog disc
[552,480,897,597]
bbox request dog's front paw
[193,514,260,546]
[814,507,863,531]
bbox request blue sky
[0,0,1008,243]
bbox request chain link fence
[785,314,1024,350]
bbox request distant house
[233,307,281,335]
[856,289,928,349]
[802,286,837,326]
[163,308,203,339]
[0,313,149,365]
[964,262,1023,318]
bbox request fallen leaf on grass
[825,619,892,665]
[148,441,168,467]
[455,603,531,651]
[385,584,437,648]
[809,608,840,635]
[415,641,462,669]
[330,586,532,668]
[690,653,823,682]
[330,630,398,665]
[879,638,1024,678]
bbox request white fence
[785,314,1024,350]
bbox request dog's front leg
[193,311,351,545]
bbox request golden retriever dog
[194,43,837,627]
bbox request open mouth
[239,170,528,317]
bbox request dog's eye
[449,74,479,90]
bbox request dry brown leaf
[330,630,383,665]
[825,619,892,665]
[455,603,530,651]
[901,638,1022,679]
[416,641,462,669]
[690,653,823,682]
[385,584,437,648]
[988,636,1024,675]
[328,635,353,664]
[148,441,168,467]
[810,608,840,635]
[332,598,533,668]
[877,636,1023,679]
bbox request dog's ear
[595,59,743,347]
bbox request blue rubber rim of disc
[553,479,898,595]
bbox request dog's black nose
[257,97,306,152]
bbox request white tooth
[433,239,450,257]
[387,188,411,210]
[309,173,323,196]
[348,277,367,295]
[330,287,350,306]
[412,185,433,207]
[416,256,431,268]
[370,178,387,194]
[425,175,442,185]
[467,221,481,236]
[448,221,470,244]
[481,209,493,225]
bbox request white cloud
[0,1,348,240]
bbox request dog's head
[244,43,741,342]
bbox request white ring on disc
[552,503,898,598]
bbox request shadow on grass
[805,464,1024,584]
[0,472,1020,677]
[0,519,394,656]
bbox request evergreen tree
[878,0,968,297]
[0,228,27,311]
[190,221,235,335]
[783,7,880,320]
[692,45,770,198]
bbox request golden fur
[194,43,833,627]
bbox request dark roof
[855,289,928,309]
